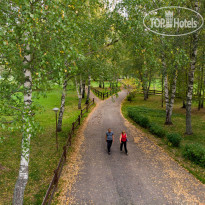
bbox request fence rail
[42,98,95,205]
[140,89,205,100]
[91,87,120,100]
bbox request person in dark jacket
[105,128,114,155]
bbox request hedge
[183,143,205,167]
[167,133,182,147]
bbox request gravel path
[64,89,205,205]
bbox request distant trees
[113,0,204,134]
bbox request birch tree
[13,54,32,205]
[164,70,178,125]
[57,74,70,132]
[185,2,200,135]
[75,75,83,109]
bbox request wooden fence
[91,87,120,100]
[140,89,204,100]
[141,89,162,95]
[42,98,95,205]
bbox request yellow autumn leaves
[68,5,75,9]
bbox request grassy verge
[0,83,93,204]
[122,93,205,183]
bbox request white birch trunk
[186,2,199,134]
[167,72,178,124]
[163,38,178,125]
[75,76,83,109]
[13,51,32,204]
[57,76,68,132]
[164,74,170,123]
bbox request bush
[138,116,150,128]
[128,108,165,137]
[127,109,150,128]
[149,123,166,138]
[127,92,136,102]
[166,133,182,147]
[183,144,205,167]
[132,114,142,124]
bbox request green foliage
[183,144,205,167]
[149,123,166,138]
[167,133,182,147]
[128,107,167,138]
[127,107,150,129]
[128,107,166,137]
[127,91,136,102]
[138,116,150,128]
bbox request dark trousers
[107,140,113,153]
[120,141,127,153]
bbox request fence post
[78,115,80,125]
[67,133,71,146]
[54,169,58,186]
[72,122,75,134]
[81,109,83,117]
[63,146,67,160]
[69,133,72,146]
[86,104,89,112]
[93,98,94,104]
[107,92,108,98]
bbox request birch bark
[57,75,68,132]
[75,75,83,109]
[13,51,32,205]
[186,2,199,134]
[163,51,178,125]
[164,71,178,125]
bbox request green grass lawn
[91,81,121,90]
[91,81,112,88]
[122,93,205,183]
[0,83,91,204]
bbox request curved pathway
[63,89,205,205]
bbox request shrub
[127,92,136,102]
[128,108,165,137]
[132,114,142,124]
[183,144,205,167]
[128,109,150,128]
[166,133,182,147]
[138,116,150,128]
[149,123,166,138]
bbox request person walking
[105,128,114,155]
[120,131,128,155]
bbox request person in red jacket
[120,131,128,155]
